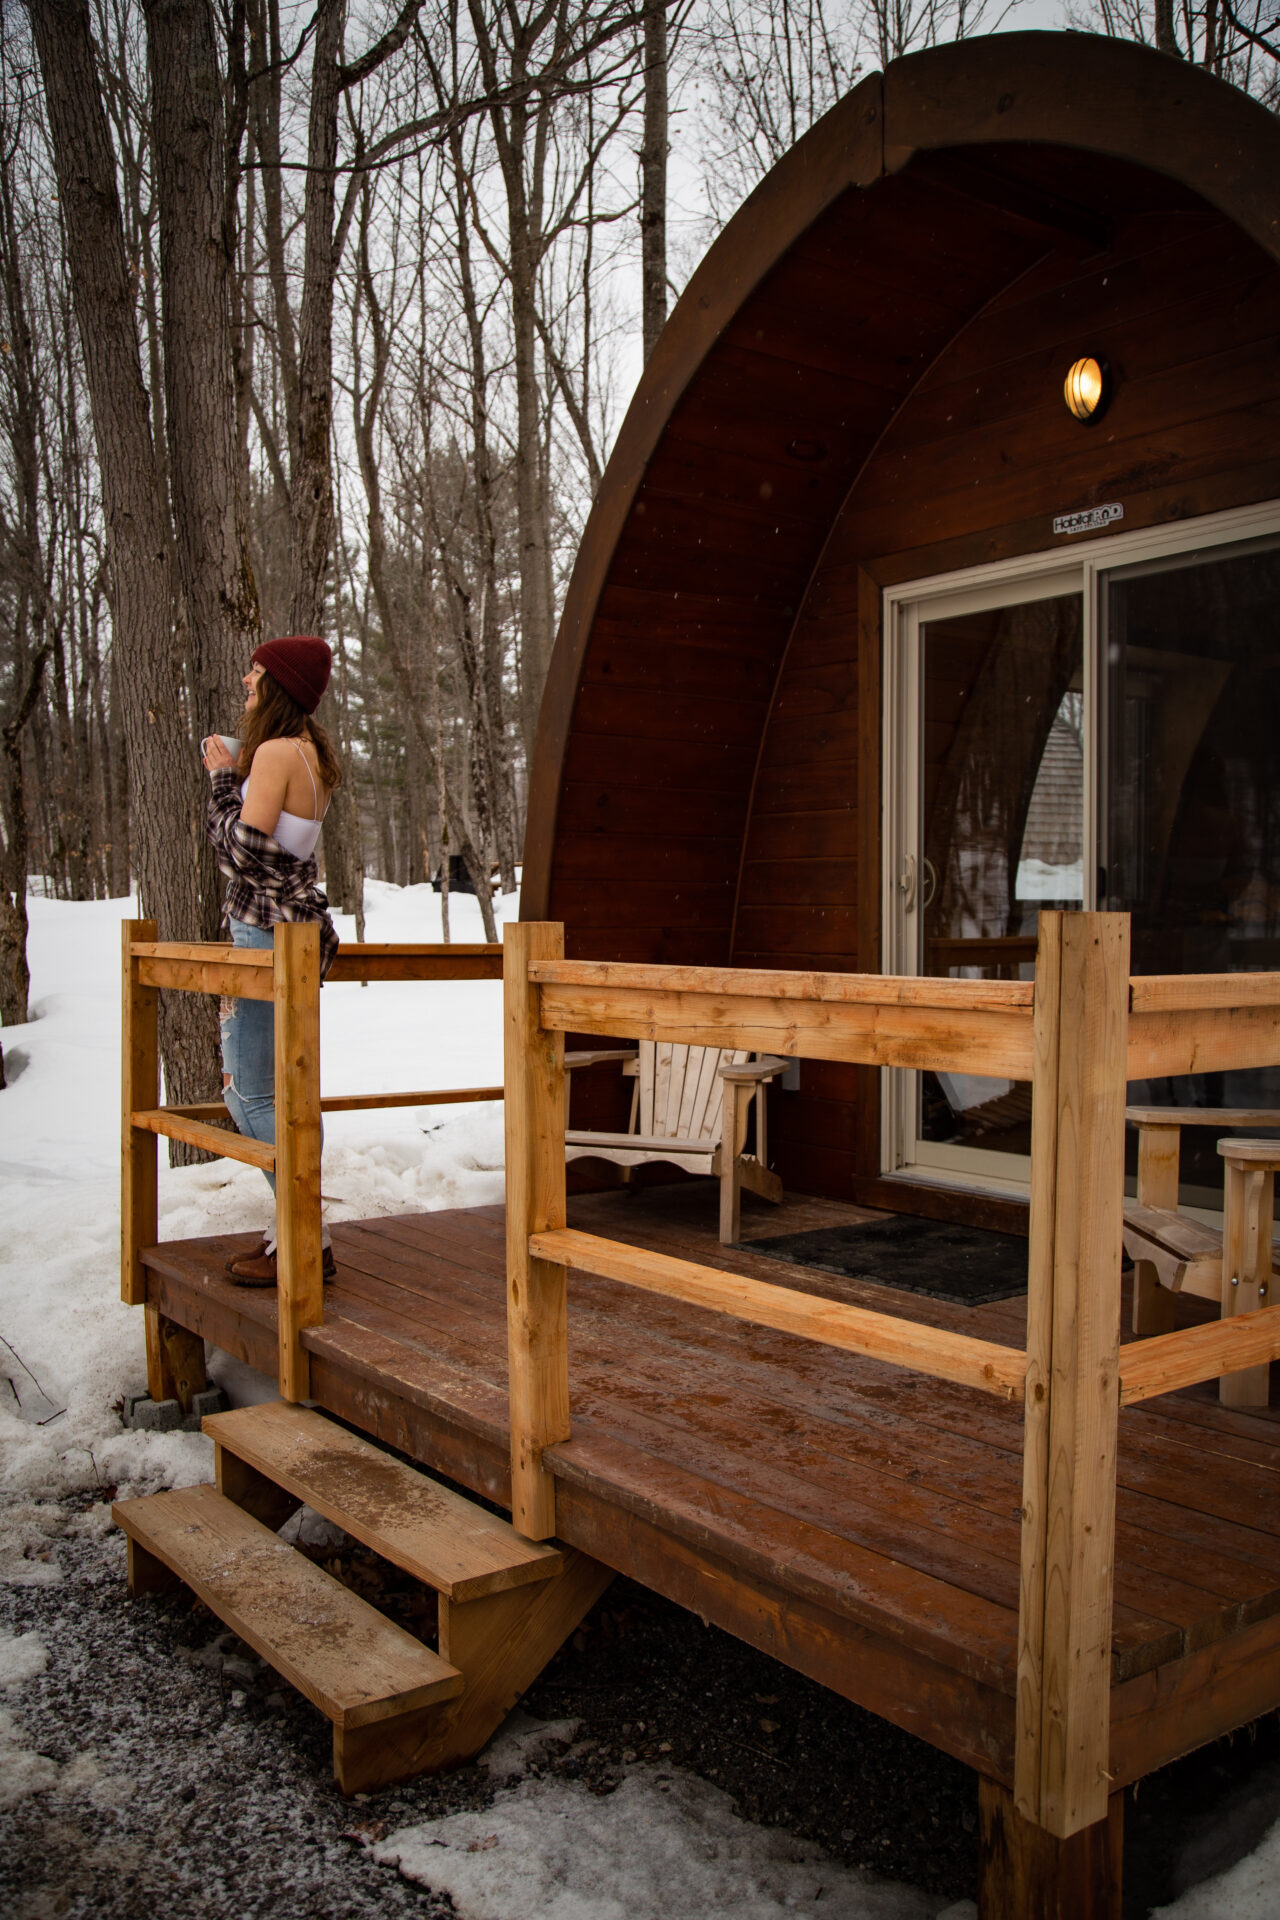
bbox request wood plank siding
[524,35,1280,1204]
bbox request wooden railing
[122,918,502,1402]
[502,915,1280,1844]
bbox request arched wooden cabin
[527,31,1280,1225]
[118,39,1280,1911]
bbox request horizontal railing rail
[129,1106,276,1169]
[503,919,1280,1847]
[529,1225,1028,1399]
[122,923,504,1402]
[1118,1301,1280,1403]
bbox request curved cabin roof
[522,32,1280,970]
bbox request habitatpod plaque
[1053,502,1124,537]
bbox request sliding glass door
[883,508,1280,1202]
[1103,537,1280,1208]
[884,570,1087,1190]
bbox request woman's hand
[203,735,235,772]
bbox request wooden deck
[141,1181,1280,1793]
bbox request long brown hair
[238,670,343,790]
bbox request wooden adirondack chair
[1123,1105,1280,1407]
[564,1041,787,1242]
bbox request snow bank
[1154,1827,1280,1920]
[376,1718,973,1920]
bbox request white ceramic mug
[201,733,242,764]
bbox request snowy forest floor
[3,891,1280,1919]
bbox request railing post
[122,916,209,1413]
[122,918,158,1310]
[503,921,569,1539]
[1017,911,1130,1839]
[274,921,323,1402]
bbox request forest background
[0,0,1277,1123]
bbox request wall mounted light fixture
[1063,355,1112,424]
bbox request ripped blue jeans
[221,918,329,1259]
[220,918,278,1194]
[221,918,327,1250]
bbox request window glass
[1105,539,1280,1204]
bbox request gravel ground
[3,1489,1280,1919]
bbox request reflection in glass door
[884,515,1280,1204]
[887,575,1087,1188]
[1104,537,1280,1209]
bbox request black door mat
[739,1215,1029,1306]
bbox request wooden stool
[1217,1138,1279,1410]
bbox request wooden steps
[114,1403,611,1793]
[204,1400,563,1600]
[113,1484,463,1738]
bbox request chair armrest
[1218,1138,1280,1171]
[718,1055,789,1083]
[564,1050,639,1070]
[1127,1106,1280,1128]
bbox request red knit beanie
[252,635,332,714]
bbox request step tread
[113,1483,462,1728]
[204,1400,562,1600]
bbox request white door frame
[879,497,1280,1198]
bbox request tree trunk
[317,686,361,913]
[287,0,426,634]
[288,0,345,634]
[465,0,556,761]
[640,0,668,363]
[0,648,51,1027]
[248,0,300,489]
[31,0,220,1136]
[445,126,517,890]
[0,117,54,998]
[508,222,555,760]
[142,0,261,1143]
[145,0,261,953]
[1154,0,1181,55]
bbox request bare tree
[289,0,425,636]
[461,0,643,753]
[693,0,861,222]
[693,0,1000,234]
[18,0,677,941]
[349,162,500,934]
[30,0,222,1124]
[1065,0,1278,97]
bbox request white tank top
[242,741,328,860]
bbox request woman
[203,634,341,1285]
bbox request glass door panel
[1103,538,1280,1208]
[911,591,1085,1179]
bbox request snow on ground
[3,891,1280,1917]
[1153,1825,1280,1920]
[377,1717,972,1920]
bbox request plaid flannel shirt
[207,768,339,977]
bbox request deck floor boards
[140,1182,1280,1786]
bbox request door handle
[899,853,917,913]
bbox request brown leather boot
[225,1243,337,1286]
